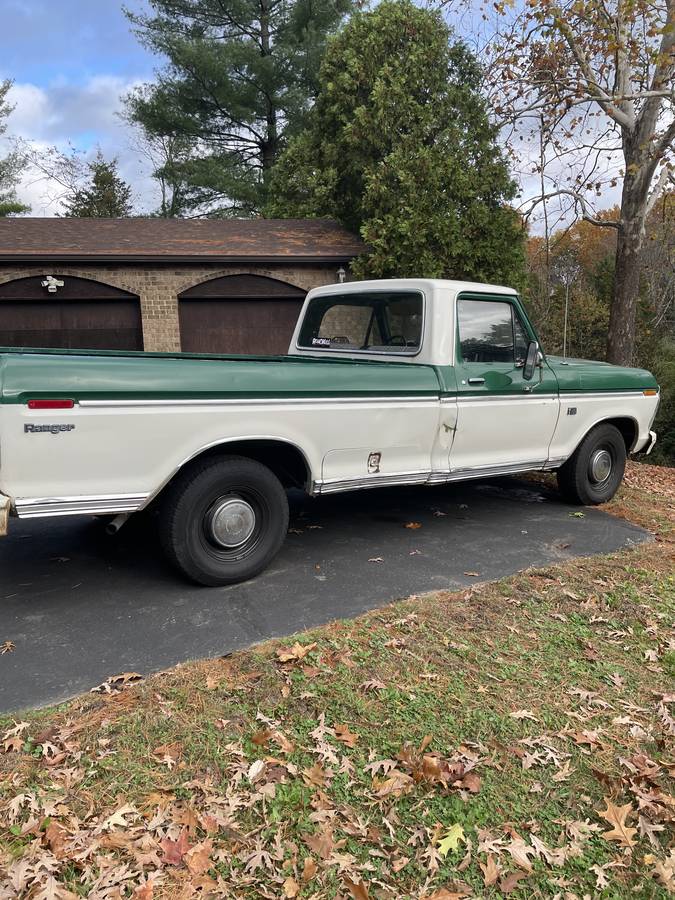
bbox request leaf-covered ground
[1,463,674,899]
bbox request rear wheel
[159,455,289,586]
[556,423,627,505]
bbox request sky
[0,0,158,214]
[0,0,626,226]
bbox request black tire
[159,455,289,586]
[556,423,627,505]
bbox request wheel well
[163,439,311,494]
[603,417,638,452]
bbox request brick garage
[0,218,364,353]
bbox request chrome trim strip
[456,393,557,402]
[78,395,439,409]
[14,493,147,518]
[316,459,550,494]
[316,471,431,494]
[68,389,654,409]
[559,391,649,401]
[446,460,547,480]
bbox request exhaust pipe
[106,513,130,535]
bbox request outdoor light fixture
[41,275,65,294]
[336,266,346,284]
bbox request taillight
[27,399,75,410]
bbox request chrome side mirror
[523,341,542,381]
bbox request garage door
[179,274,306,355]
[0,276,143,351]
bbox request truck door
[448,294,559,475]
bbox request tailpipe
[106,513,130,535]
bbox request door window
[457,299,530,365]
[298,291,423,354]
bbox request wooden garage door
[0,276,143,351]
[179,274,306,355]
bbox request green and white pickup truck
[0,278,659,585]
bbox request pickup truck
[0,278,659,585]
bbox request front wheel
[159,456,289,586]
[556,423,627,506]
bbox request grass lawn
[1,462,673,899]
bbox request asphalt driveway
[0,477,650,713]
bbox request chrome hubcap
[207,497,256,548]
[589,449,612,484]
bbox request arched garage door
[0,275,143,351]
[179,274,306,355]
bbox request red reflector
[27,399,75,410]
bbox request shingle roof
[0,217,364,263]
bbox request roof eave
[0,253,361,265]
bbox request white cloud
[1,76,160,215]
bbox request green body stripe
[0,347,657,404]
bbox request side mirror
[523,340,541,381]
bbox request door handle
[467,377,485,385]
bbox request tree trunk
[259,0,278,181]
[607,176,645,366]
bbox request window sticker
[311,337,332,347]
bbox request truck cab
[289,278,658,484]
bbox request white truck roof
[309,278,518,297]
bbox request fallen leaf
[510,709,538,721]
[424,891,471,900]
[598,798,638,847]
[43,820,68,858]
[360,678,386,692]
[437,823,465,856]
[247,759,266,783]
[161,828,191,866]
[334,724,358,747]
[460,771,481,793]
[151,741,182,769]
[480,854,501,886]
[464,571,481,577]
[283,876,300,898]
[302,856,317,882]
[276,642,317,663]
[368,557,384,563]
[344,876,370,900]
[302,761,327,787]
[305,825,340,859]
[405,521,422,530]
[0,640,15,654]
[499,870,528,893]
[590,861,623,889]
[552,760,575,782]
[185,839,213,876]
[506,836,536,872]
[373,770,414,797]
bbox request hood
[546,355,658,392]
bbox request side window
[457,298,531,365]
[298,291,423,353]
[458,299,514,363]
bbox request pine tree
[125,0,355,216]
[61,152,133,217]
[268,0,525,285]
